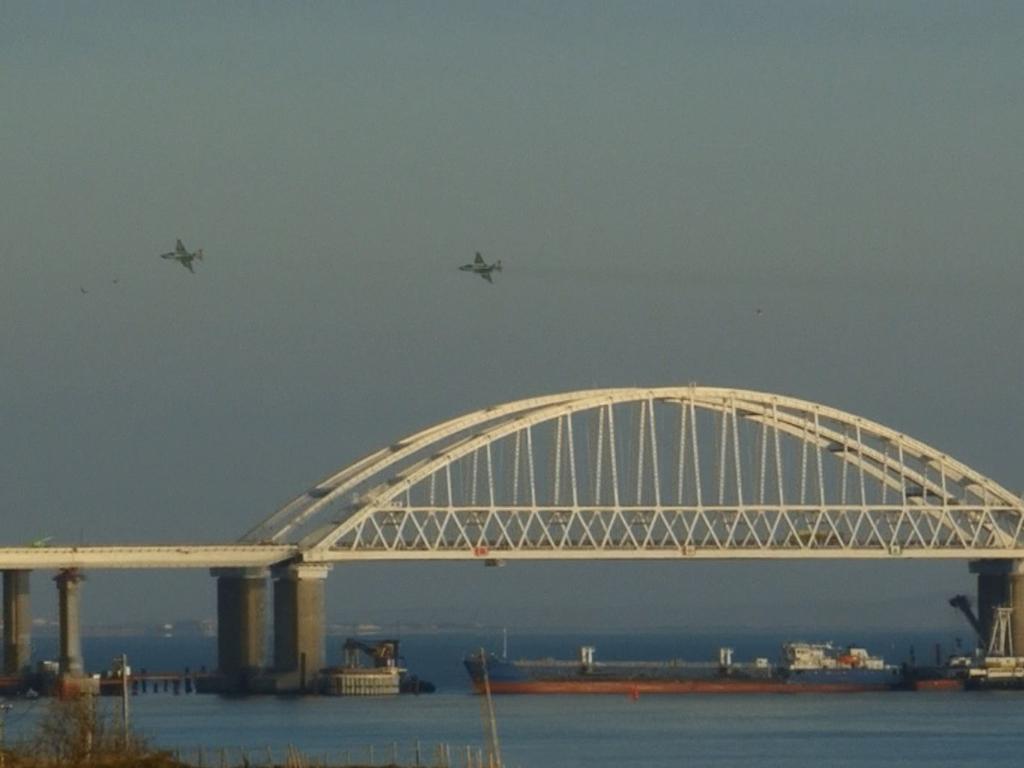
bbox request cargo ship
[465,642,905,694]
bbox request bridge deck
[4,542,1024,570]
[0,545,297,570]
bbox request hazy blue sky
[2,2,1023,635]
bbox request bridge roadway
[5,543,1024,570]
[0,545,298,570]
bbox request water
[5,631,1023,767]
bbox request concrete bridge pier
[55,568,84,676]
[212,567,268,687]
[971,559,1024,654]
[2,569,31,674]
[272,564,330,692]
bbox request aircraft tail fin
[196,249,204,261]
[495,260,502,271]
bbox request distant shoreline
[15,622,967,640]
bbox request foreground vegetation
[2,696,178,767]
[2,696,478,767]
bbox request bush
[8,696,181,768]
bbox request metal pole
[84,693,94,760]
[478,649,502,768]
[120,653,130,749]
[0,702,12,768]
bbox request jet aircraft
[459,252,502,283]
[160,239,204,273]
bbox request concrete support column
[211,567,268,683]
[1011,572,1024,657]
[55,569,84,676]
[3,570,31,675]
[273,564,330,692]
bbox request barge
[321,639,435,696]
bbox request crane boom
[948,594,985,641]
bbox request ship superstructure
[779,642,901,690]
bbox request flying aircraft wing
[182,260,195,274]
[176,239,186,254]
[480,271,493,283]
[474,252,485,265]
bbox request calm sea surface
[5,631,1024,767]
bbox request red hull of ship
[910,678,964,692]
[474,680,896,695]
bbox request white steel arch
[242,387,1024,562]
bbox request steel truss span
[243,388,1024,562]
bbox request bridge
[3,387,1024,691]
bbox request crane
[342,638,400,669]
[948,594,985,644]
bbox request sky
[2,2,1023,636]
